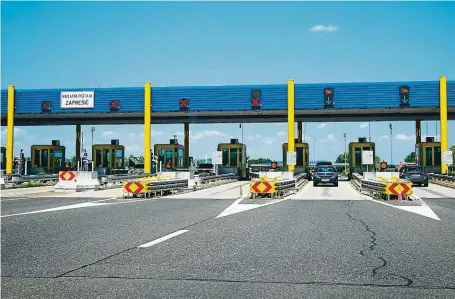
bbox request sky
[1,1,455,164]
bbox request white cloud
[309,25,338,32]
[102,131,118,138]
[317,133,337,143]
[395,133,414,141]
[1,127,28,138]
[359,122,369,129]
[276,131,286,136]
[318,123,327,129]
[192,130,230,140]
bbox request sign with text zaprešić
[60,91,95,109]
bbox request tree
[248,158,272,164]
[404,152,416,163]
[70,156,76,168]
[375,155,381,165]
[335,153,348,163]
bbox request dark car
[313,165,338,187]
[399,165,428,187]
[315,161,333,167]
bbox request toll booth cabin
[282,140,310,175]
[1,146,5,172]
[217,139,248,179]
[92,139,126,175]
[29,140,65,175]
[155,138,185,171]
[416,137,441,174]
[348,138,376,178]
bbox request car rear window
[316,167,336,172]
[406,166,422,171]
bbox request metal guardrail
[198,173,235,184]
[294,173,308,189]
[123,178,189,198]
[429,173,455,188]
[351,173,412,200]
[249,173,308,199]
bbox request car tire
[334,182,338,187]
[423,183,428,187]
[313,182,317,187]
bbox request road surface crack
[346,211,413,286]
[54,216,215,278]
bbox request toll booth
[30,140,66,174]
[282,140,310,175]
[416,137,441,174]
[217,139,248,180]
[348,137,376,178]
[92,139,127,175]
[1,147,6,171]
[155,138,185,171]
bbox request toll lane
[164,181,249,200]
[1,196,238,278]
[8,198,451,298]
[291,181,365,200]
[413,184,455,199]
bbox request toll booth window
[425,147,433,166]
[33,149,40,167]
[305,148,309,165]
[116,149,124,168]
[354,147,362,167]
[222,148,229,166]
[166,148,173,165]
[238,148,243,165]
[230,148,238,167]
[434,146,441,166]
[418,146,424,166]
[296,147,304,166]
[103,149,111,167]
[158,148,164,164]
[178,148,184,167]
[41,149,48,168]
[95,149,102,167]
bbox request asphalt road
[2,182,455,298]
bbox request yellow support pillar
[144,82,152,174]
[184,122,190,168]
[6,85,15,174]
[287,79,295,172]
[439,76,448,174]
[415,120,421,144]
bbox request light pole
[313,139,316,162]
[240,123,243,144]
[389,123,393,164]
[368,122,371,142]
[91,127,95,154]
[343,133,347,174]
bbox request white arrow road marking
[364,194,440,221]
[216,195,288,218]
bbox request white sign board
[362,150,374,165]
[212,151,222,165]
[61,91,94,109]
[287,151,296,165]
[442,150,453,165]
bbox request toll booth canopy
[416,137,441,173]
[282,141,309,169]
[217,139,247,167]
[31,140,66,174]
[93,140,125,173]
[155,139,184,169]
[348,138,376,174]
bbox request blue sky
[1,1,454,163]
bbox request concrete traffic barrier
[54,171,100,192]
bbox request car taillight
[402,172,406,176]
[423,172,428,176]
[333,173,338,177]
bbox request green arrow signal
[326,97,333,104]
[402,96,408,103]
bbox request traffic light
[323,87,334,108]
[399,86,410,106]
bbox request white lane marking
[138,230,189,248]
[216,197,288,218]
[1,198,148,218]
[364,194,440,221]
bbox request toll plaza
[0,77,454,193]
